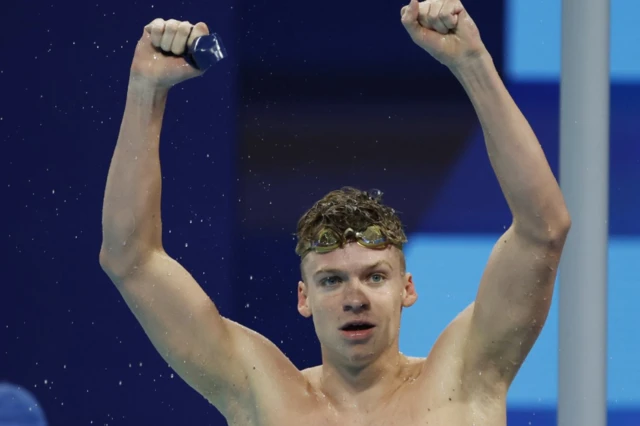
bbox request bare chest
[227,388,503,426]
[283,402,475,426]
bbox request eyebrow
[312,260,393,278]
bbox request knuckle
[177,21,192,35]
[151,19,164,31]
[165,19,179,31]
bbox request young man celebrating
[100,0,571,424]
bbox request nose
[342,284,370,314]
[343,302,369,314]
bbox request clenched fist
[130,18,209,88]
[401,0,486,69]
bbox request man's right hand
[130,19,209,89]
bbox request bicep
[463,225,567,390]
[103,250,248,407]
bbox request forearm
[452,53,569,240]
[101,78,169,264]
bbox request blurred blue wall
[2,0,637,424]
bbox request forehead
[302,243,399,275]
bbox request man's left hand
[401,0,486,69]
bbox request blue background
[506,0,640,83]
[2,0,638,424]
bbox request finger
[171,21,193,55]
[401,0,420,32]
[427,0,449,34]
[439,0,461,30]
[160,19,180,52]
[146,18,165,47]
[187,22,210,47]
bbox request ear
[401,272,418,308]
[297,280,312,318]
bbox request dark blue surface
[508,409,639,426]
[420,83,640,235]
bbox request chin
[343,347,379,366]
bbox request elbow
[515,207,571,246]
[99,246,127,279]
[559,209,572,232]
[99,246,117,272]
[99,243,152,279]
[544,208,571,244]
[552,207,571,239]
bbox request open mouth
[340,321,375,331]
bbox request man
[99,0,571,424]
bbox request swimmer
[100,1,571,424]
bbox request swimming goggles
[298,225,394,256]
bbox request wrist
[127,75,170,108]
[128,74,171,97]
[448,50,500,94]
[448,49,494,81]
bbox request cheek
[377,283,403,302]
[311,294,342,319]
[380,289,405,317]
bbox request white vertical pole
[558,0,610,425]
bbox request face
[297,243,417,367]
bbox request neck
[318,343,411,412]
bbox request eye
[370,273,386,283]
[319,276,342,287]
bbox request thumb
[400,0,420,32]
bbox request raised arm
[452,52,570,390]
[401,0,570,393]
[99,19,302,414]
